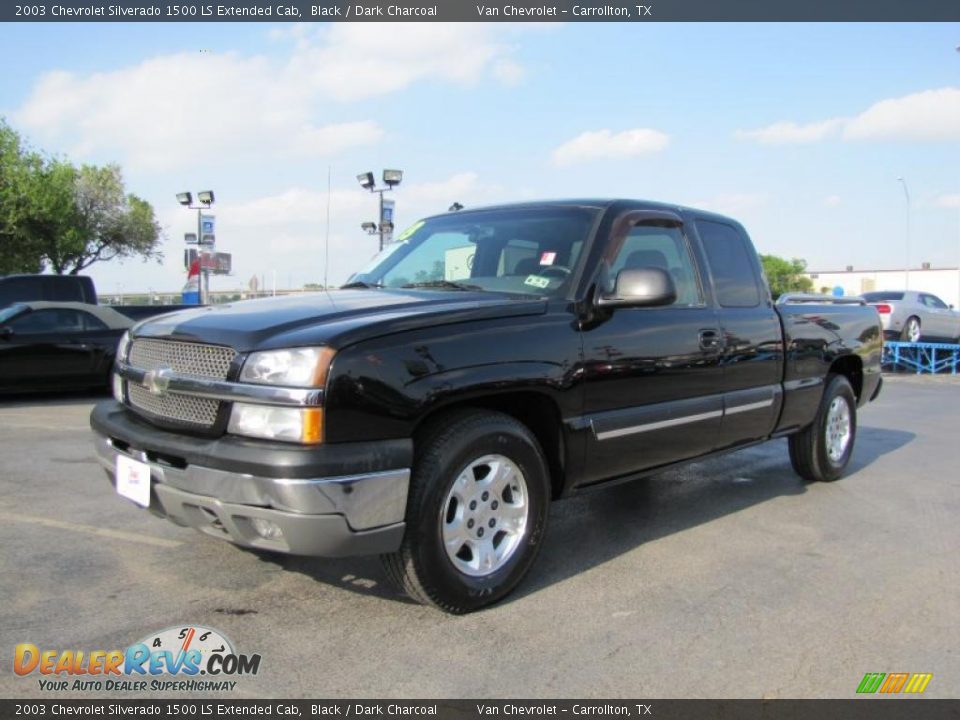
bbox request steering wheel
[537,266,571,279]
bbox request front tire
[788,374,857,482]
[900,316,921,342]
[382,410,551,613]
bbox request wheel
[381,410,551,613]
[788,374,857,482]
[900,316,921,342]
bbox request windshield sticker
[396,220,425,243]
[524,275,551,289]
[539,252,557,266]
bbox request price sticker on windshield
[539,252,557,266]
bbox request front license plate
[116,454,151,507]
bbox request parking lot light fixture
[383,169,403,187]
[176,192,193,206]
[358,168,404,253]
[198,190,215,205]
[361,222,377,233]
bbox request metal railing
[882,341,960,375]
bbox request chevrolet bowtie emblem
[143,368,174,396]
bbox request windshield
[347,206,599,297]
[0,305,25,324]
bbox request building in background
[806,266,960,308]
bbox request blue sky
[0,22,958,294]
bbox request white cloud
[824,195,842,207]
[12,24,526,171]
[843,88,960,141]
[735,118,844,144]
[551,128,670,166]
[937,194,960,209]
[736,87,960,145]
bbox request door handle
[699,329,722,351]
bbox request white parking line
[0,511,182,549]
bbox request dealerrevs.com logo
[14,625,261,692]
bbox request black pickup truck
[91,199,883,613]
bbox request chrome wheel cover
[906,319,921,342]
[440,454,529,577]
[825,396,852,463]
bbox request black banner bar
[2,0,958,22]
[1,700,959,720]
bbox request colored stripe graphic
[857,673,885,694]
[880,673,909,693]
[904,674,933,694]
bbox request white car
[862,290,960,343]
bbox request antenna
[324,165,331,289]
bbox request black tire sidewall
[816,376,857,480]
[409,418,550,611]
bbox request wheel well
[413,393,566,499]
[829,355,863,400]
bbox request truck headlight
[228,404,323,444]
[239,347,335,387]
[116,331,131,362]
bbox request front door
[577,211,724,486]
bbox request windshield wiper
[401,280,484,291]
[340,280,382,289]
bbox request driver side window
[608,224,702,306]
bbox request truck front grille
[126,338,237,429]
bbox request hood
[131,289,547,352]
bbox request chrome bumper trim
[94,432,409,531]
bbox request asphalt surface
[0,375,957,699]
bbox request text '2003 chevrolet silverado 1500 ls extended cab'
[91,199,883,613]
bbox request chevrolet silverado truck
[91,199,883,613]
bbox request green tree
[760,254,813,299]
[0,119,163,275]
[0,121,44,274]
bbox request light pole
[357,169,403,252]
[897,177,911,289]
[176,190,215,304]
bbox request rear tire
[900,316,921,342]
[382,410,551,613]
[788,374,857,482]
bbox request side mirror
[596,267,677,308]
[0,326,12,340]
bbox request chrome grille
[127,383,221,428]
[126,338,236,428]
[129,338,235,379]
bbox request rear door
[693,218,784,448]
[578,210,725,485]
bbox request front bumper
[91,401,411,557]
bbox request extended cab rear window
[696,219,761,308]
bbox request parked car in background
[0,273,196,323]
[862,290,960,343]
[0,301,133,393]
[0,273,97,306]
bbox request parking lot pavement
[1,376,957,700]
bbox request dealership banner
[1,700,959,719]
[2,0,957,22]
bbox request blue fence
[883,341,960,374]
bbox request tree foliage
[0,120,163,275]
[760,253,813,299]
